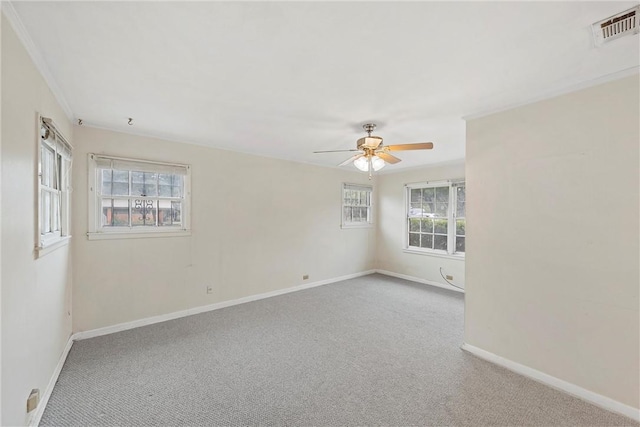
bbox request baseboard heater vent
[593,6,639,46]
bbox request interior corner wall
[465,75,639,409]
[1,14,73,426]
[376,162,465,290]
[71,126,376,333]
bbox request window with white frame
[87,154,191,239]
[406,181,465,255]
[342,183,373,227]
[38,117,72,251]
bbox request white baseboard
[27,336,74,427]
[461,343,640,422]
[375,269,464,294]
[73,270,376,341]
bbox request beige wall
[72,126,376,332]
[1,15,73,426]
[465,75,639,408]
[376,162,465,291]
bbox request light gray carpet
[41,274,637,426]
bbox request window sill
[403,248,465,261]
[341,223,373,229]
[87,230,191,241]
[36,236,71,258]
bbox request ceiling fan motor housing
[357,136,383,149]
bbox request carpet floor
[41,274,637,426]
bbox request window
[87,154,191,239]
[38,117,72,253]
[406,181,465,256]
[342,183,373,228]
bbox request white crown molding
[1,1,74,120]
[461,343,640,422]
[463,66,640,121]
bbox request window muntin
[38,117,72,249]
[406,181,465,255]
[88,155,190,237]
[342,184,373,227]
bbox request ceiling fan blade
[376,152,402,164]
[338,153,364,167]
[313,149,361,154]
[384,142,434,151]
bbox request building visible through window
[88,155,191,239]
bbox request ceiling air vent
[592,6,639,46]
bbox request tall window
[342,183,373,228]
[406,181,465,255]
[38,117,72,251]
[87,155,191,239]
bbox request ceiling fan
[314,124,434,178]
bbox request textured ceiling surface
[11,1,640,170]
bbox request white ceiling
[11,1,640,171]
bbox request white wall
[376,162,465,291]
[465,75,639,409]
[1,15,73,426]
[72,126,376,332]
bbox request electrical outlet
[446,275,453,280]
[206,286,213,294]
[302,274,309,280]
[27,389,39,413]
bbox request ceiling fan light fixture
[354,156,369,172]
[371,156,385,171]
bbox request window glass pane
[409,203,424,216]
[112,182,129,196]
[102,199,130,227]
[55,154,62,190]
[456,200,466,218]
[101,170,113,196]
[422,188,435,203]
[420,218,433,233]
[434,235,448,250]
[409,218,420,232]
[159,200,172,226]
[434,219,448,234]
[112,170,130,196]
[52,193,60,231]
[410,188,421,204]
[456,219,465,236]
[456,236,465,253]
[420,234,433,249]
[436,186,449,202]
[435,202,448,217]
[132,199,157,226]
[172,175,183,198]
[360,207,369,222]
[352,206,361,222]
[171,201,182,224]
[101,199,112,227]
[343,207,352,223]
[144,173,158,197]
[409,233,420,247]
[422,203,435,215]
[456,185,465,201]
[42,192,51,233]
[131,172,144,196]
[158,173,172,197]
